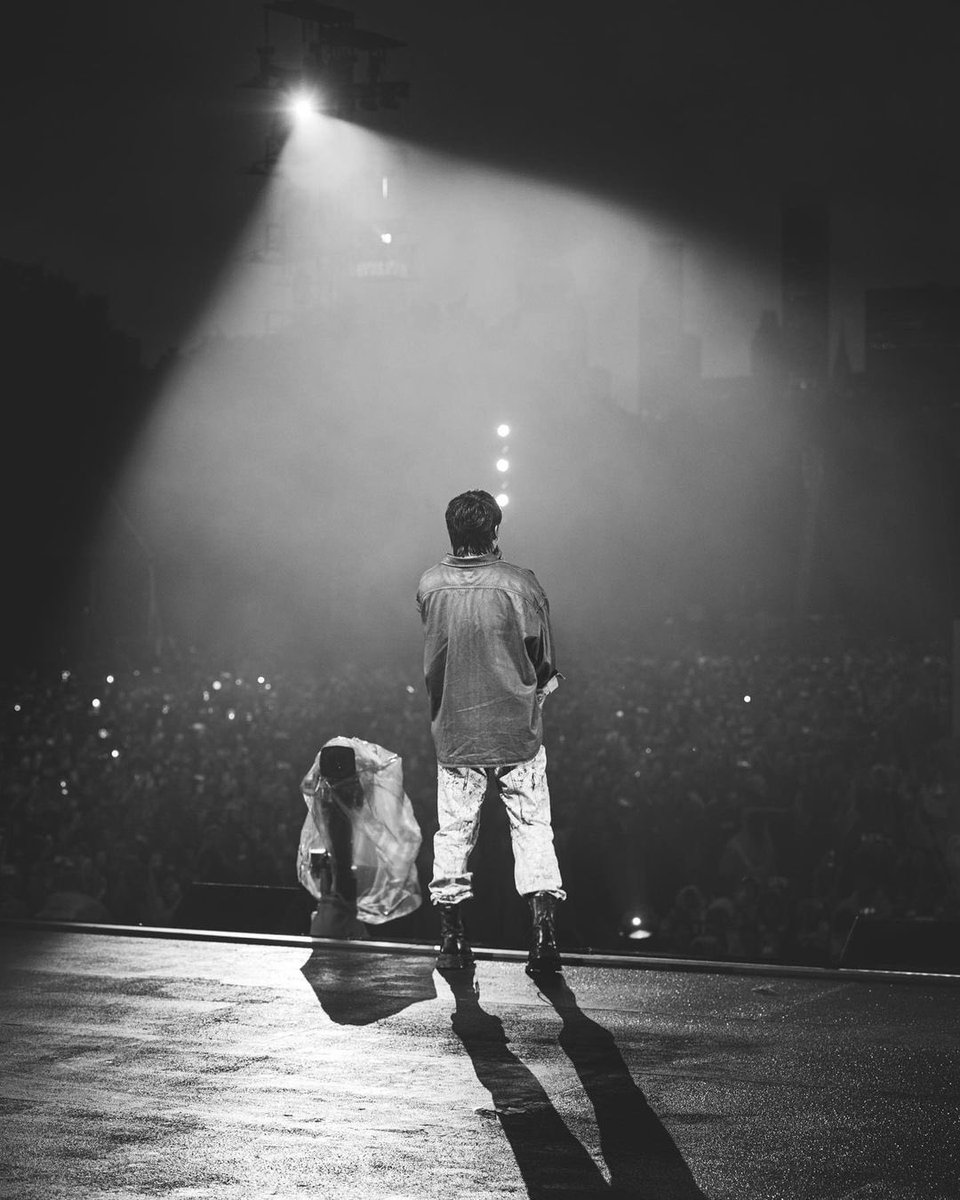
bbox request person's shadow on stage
[443,969,709,1199]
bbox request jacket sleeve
[524,596,558,690]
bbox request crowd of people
[2,621,958,967]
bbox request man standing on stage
[416,489,565,974]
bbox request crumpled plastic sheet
[297,735,422,924]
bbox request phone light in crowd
[496,423,511,438]
[496,458,509,472]
[496,492,509,506]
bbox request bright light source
[105,674,115,684]
[624,910,655,941]
[257,676,266,685]
[496,493,509,506]
[61,671,71,682]
[496,458,509,472]
[380,232,392,244]
[288,90,317,120]
[212,680,222,691]
[628,927,653,941]
[382,176,389,200]
[496,423,510,438]
[91,698,101,710]
[744,694,752,703]
[110,749,120,759]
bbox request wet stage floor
[1,926,958,1199]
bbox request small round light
[212,681,222,691]
[105,674,115,684]
[744,694,752,704]
[496,458,509,472]
[91,698,101,710]
[496,493,509,506]
[496,423,510,437]
[110,749,120,759]
[380,232,392,244]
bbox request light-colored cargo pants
[430,745,565,905]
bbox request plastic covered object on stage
[297,736,422,924]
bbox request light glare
[496,423,510,437]
[289,90,317,120]
[496,458,509,472]
[496,492,509,506]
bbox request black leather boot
[525,891,562,975]
[436,903,473,971]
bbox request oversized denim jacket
[416,550,559,767]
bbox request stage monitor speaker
[175,883,314,936]
[839,915,960,974]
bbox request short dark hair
[445,490,502,556]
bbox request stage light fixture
[288,89,318,119]
[622,909,656,941]
[496,458,509,472]
[496,492,509,506]
[496,423,510,438]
